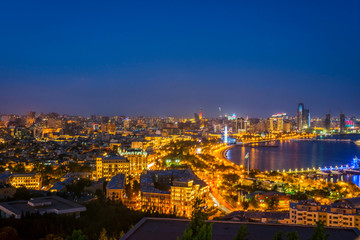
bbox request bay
[226,134,360,172]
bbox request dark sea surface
[226,134,360,172]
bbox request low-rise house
[0,195,86,219]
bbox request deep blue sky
[0,1,359,118]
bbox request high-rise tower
[303,109,310,129]
[297,103,310,131]
[340,113,345,133]
[325,114,331,131]
[297,103,304,131]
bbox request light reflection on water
[323,174,360,187]
[226,136,360,186]
[353,175,360,187]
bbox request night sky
[0,1,359,118]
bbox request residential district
[0,104,359,239]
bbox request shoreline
[219,144,236,165]
[222,139,360,172]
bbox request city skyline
[1,2,360,239]
[1,1,359,117]
[0,106,358,119]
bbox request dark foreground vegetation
[0,199,176,240]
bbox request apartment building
[9,173,42,190]
[96,156,130,181]
[284,198,360,229]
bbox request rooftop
[102,156,129,163]
[107,174,125,190]
[120,218,360,240]
[0,195,86,219]
[335,197,360,208]
[256,191,290,197]
[140,169,207,194]
[223,211,289,221]
[11,173,40,177]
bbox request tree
[240,201,249,210]
[0,226,21,240]
[13,187,31,200]
[272,231,283,240]
[98,228,108,240]
[233,224,249,240]
[133,180,140,195]
[222,174,240,184]
[12,163,26,173]
[124,183,132,199]
[271,184,278,191]
[179,198,213,240]
[119,231,125,239]
[267,198,279,210]
[285,231,299,240]
[290,192,308,201]
[249,197,258,209]
[310,221,329,240]
[66,230,87,240]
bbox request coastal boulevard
[206,133,359,211]
[226,134,360,173]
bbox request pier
[278,156,360,176]
[290,138,353,143]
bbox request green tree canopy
[66,230,87,240]
[285,231,300,240]
[233,224,249,240]
[272,231,283,240]
[179,198,213,240]
[310,221,329,240]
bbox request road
[209,191,234,214]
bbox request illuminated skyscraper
[219,107,222,119]
[303,109,310,129]
[270,113,287,132]
[297,103,304,131]
[199,109,202,120]
[297,103,310,131]
[235,117,248,133]
[324,114,331,131]
[194,113,199,122]
[340,113,345,133]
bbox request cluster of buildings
[139,169,209,216]
[0,110,359,224]
[0,111,218,217]
[102,168,210,217]
[94,168,210,217]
